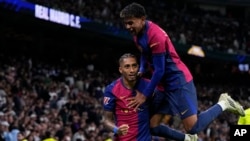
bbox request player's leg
[149,90,198,141]
[217,93,245,116]
[174,81,223,133]
[177,81,245,134]
[161,114,172,124]
[150,114,198,141]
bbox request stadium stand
[25,0,250,55]
[0,0,250,141]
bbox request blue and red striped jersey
[134,20,193,96]
[103,77,152,141]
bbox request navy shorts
[150,80,198,119]
[150,89,170,115]
[165,80,198,119]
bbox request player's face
[119,57,139,82]
[122,17,145,35]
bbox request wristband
[113,126,118,134]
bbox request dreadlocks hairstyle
[120,2,146,19]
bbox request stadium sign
[35,4,81,29]
[0,0,131,39]
[0,0,90,29]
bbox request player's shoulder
[147,20,162,30]
[147,20,167,37]
[105,78,121,89]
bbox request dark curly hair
[120,2,146,19]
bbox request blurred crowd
[1,0,250,141]
[25,0,250,55]
[0,55,118,141]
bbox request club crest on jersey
[103,97,110,105]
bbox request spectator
[72,128,86,141]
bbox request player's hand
[117,124,129,136]
[127,90,147,110]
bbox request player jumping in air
[119,2,245,138]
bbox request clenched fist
[117,124,129,136]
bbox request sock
[151,124,185,141]
[189,104,223,134]
[217,101,227,111]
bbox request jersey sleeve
[139,54,147,73]
[142,55,165,97]
[147,25,166,54]
[140,24,167,97]
[103,85,116,112]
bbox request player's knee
[182,123,197,134]
[150,119,160,128]
[150,123,158,128]
[187,127,198,134]
[162,115,171,124]
[150,114,163,128]
[183,115,198,133]
[186,122,199,134]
